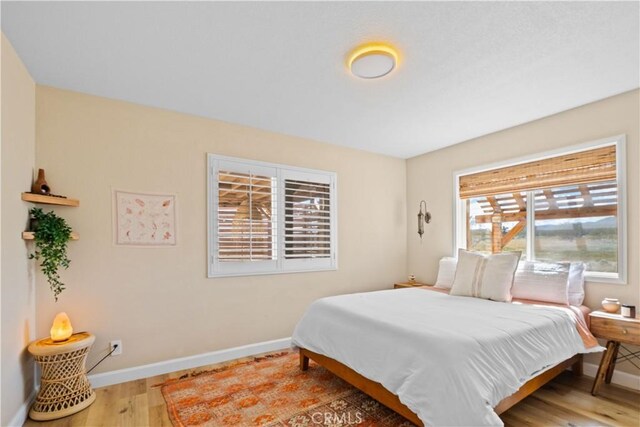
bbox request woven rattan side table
[28,332,96,420]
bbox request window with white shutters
[208,155,337,277]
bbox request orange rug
[160,350,414,426]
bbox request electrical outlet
[109,340,122,356]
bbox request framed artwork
[113,190,177,246]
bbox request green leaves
[28,207,72,301]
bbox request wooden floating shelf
[21,193,79,207]
[22,231,79,241]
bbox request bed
[292,287,602,426]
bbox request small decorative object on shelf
[621,305,636,318]
[32,168,51,195]
[23,170,80,207]
[28,332,96,421]
[408,274,416,283]
[601,298,621,313]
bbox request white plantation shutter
[217,171,276,261]
[211,159,278,275]
[284,180,331,258]
[281,170,335,271]
[209,155,336,277]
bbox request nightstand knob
[622,328,628,334]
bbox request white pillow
[512,261,570,305]
[568,262,586,306]
[450,249,521,302]
[434,257,457,289]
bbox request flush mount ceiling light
[348,43,398,79]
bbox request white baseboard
[88,337,292,389]
[583,362,640,391]
[7,389,36,427]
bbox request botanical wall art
[114,190,177,246]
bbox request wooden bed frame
[299,347,582,426]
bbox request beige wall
[1,34,37,425]
[407,89,639,373]
[34,86,407,374]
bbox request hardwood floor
[25,359,639,427]
[501,373,639,427]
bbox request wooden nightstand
[394,282,433,289]
[589,311,640,395]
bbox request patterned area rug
[160,350,414,426]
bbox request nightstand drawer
[590,316,640,345]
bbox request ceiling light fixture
[348,43,398,79]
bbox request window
[467,192,528,256]
[455,136,626,282]
[532,181,618,273]
[208,155,337,277]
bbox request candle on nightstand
[621,305,636,318]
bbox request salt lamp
[50,312,73,342]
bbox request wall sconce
[418,200,432,241]
[50,312,73,342]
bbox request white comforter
[292,289,602,426]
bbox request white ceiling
[2,1,638,158]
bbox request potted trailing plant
[28,208,72,301]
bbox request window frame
[208,154,338,278]
[453,135,627,284]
